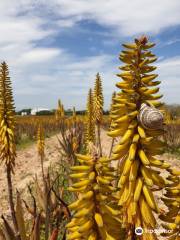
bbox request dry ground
[0,134,60,217]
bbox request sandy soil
[0,134,61,217]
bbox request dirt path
[0,134,61,216]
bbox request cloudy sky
[0,0,180,110]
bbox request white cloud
[62,54,114,71]
[57,19,75,28]
[0,0,179,110]
[0,18,53,45]
[13,52,180,110]
[1,0,179,38]
[157,56,180,104]
[164,38,180,46]
[13,52,117,110]
[47,0,180,36]
[19,48,62,63]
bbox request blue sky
[0,0,180,110]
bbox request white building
[31,108,50,115]
[21,112,27,116]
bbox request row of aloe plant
[0,62,84,239]
[0,36,179,240]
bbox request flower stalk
[66,150,124,239]
[93,73,104,156]
[0,62,21,240]
[108,36,169,238]
[85,89,95,146]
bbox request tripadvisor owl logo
[135,227,144,235]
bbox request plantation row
[0,36,179,240]
[14,114,180,154]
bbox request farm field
[0,121,179,206]
[0,113,179,239]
